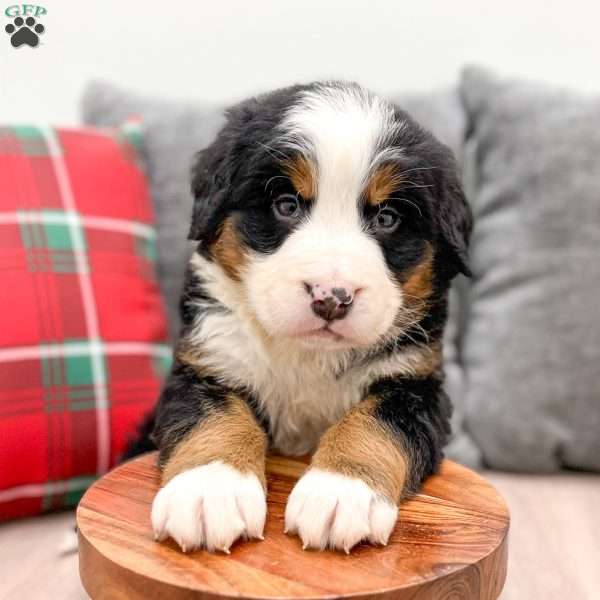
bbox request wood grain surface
[77,453,509,600]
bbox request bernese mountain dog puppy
[147,81,472,554]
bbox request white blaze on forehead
[280,83,403,224]
[243,83,404,357]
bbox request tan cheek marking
[161,395,267,489]
[212,217,247,281]
[312,397,409,503]
[284,155,316,199]
[365,163,405,206]
[398,244,434,322]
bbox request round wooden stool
[77,453,509,600]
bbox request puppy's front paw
[285,468,398,553]
[151,461,266,553]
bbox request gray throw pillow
[81,81,480,467]
[460,67,600,471]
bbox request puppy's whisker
[257,141,289,161]
[401,183,434,190]
[397,179,428,186]
[395,165,440,176]
[387,197,423,217]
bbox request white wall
[1,0,599,125]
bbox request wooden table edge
[77,455,510,600]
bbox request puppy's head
[190,82,471,350]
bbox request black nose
[311,293,353,321]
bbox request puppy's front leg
[285,377,451,553]
[151,363,268,553]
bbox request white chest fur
[190,305,362,455]
[187,255,430,455]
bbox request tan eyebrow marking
[283,155,317,200]
[212,217,247,281]
[365,163,406,206]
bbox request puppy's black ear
[436,166,473,278]
[189,102,259,243]
[188,138,231,242]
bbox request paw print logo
[5,16,45,48]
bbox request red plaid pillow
[0,125,171,521]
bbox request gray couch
[80,67,600,475]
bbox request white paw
[151,461,266,553]
[284,468,398,553]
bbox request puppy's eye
[273,194,300,220]
[373,207,401,232]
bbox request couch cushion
[0,125,171,520]
[459,67,600,471]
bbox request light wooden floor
[487,471,600,600]
[0,472,598,600]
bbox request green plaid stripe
[0,341,172,367]
[0,342,172,416]
[19,212,83,273]
[40,476,96,511]
[41,476,97,511]
[152,352,173,379]
[8,210,157,273]
[116,119,145,167]
[135,236,158,263]
[44,127,109,475]
[12,125,56,156]
[119,119,144,153]
[12,125,44,138]
[9,210,156,239]
[41,340,104,413]
[1,476,98,508]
